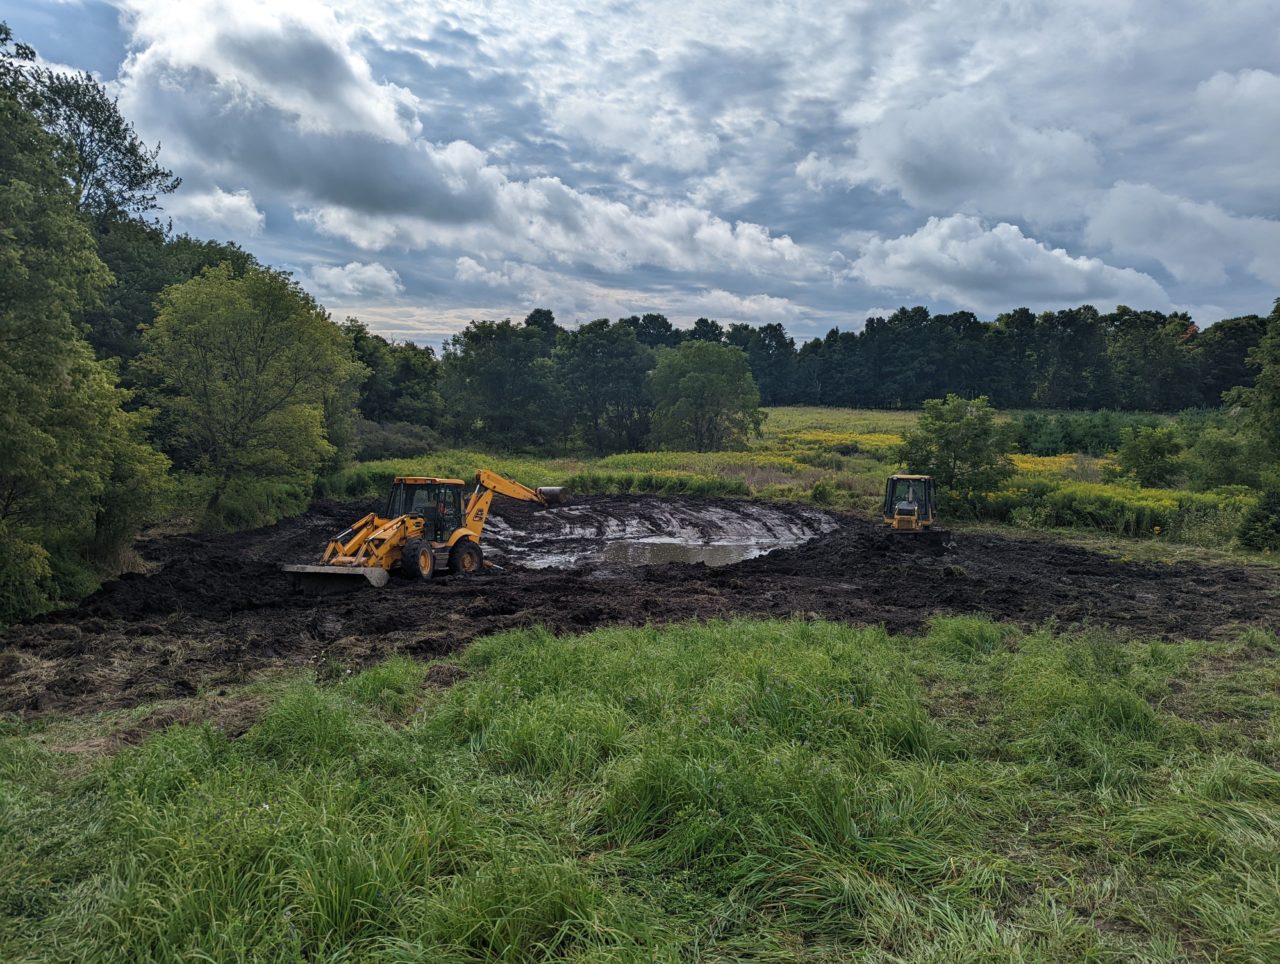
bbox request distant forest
[500,304,1267,412]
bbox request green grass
[3,618,1278,960]
[761,406,922,437]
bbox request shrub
[1238,485,1280,551]
[353,419,436,460]
[0,530,56,625]
[1115,425,1184,487]
[984,478,1256,545]
[1182,426,1262,491]
[809,479,838,504]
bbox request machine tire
[449,539,483,576]
[402,539,435,580]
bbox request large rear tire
[449,539,483,576]
[402,539,435,580]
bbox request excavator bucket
[536,486,566,506]
[282,564,391,594]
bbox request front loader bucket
[282,564,390,594]
[536,486,566,506]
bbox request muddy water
[484,496,838,570]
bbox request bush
[1115,425,1184,487]
[0,530,56,625]
[809,478,838,504]
[1183,427,1263,491]
[353,419,436,460]
[1238,485,1280,551]
[177,474,313,532]
[1010,411,1164,456]
[983,477,1256,545]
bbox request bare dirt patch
[3,495,1277,717]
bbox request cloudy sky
[9,0,1280,346]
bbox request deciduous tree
[1,43,169,619]
[553,319,655,454]
[140,264,363,525]
[649,342,763,451]
[899,395,1014,507]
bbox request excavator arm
[462,470,564,538]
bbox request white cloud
[306,261,404,300]
[852,215,1170,313]
[799,91,1100,223]
[118,0,419,143]
[1085,183,1280,286]
[301,175,814,279]
[1190,69,1280,199]
[164,186,265,235]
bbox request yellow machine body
[883,474,938,530]
[283,470,564,591]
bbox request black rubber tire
[448,539,483,576]
[402,539,435,580]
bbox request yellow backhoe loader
[283,470,565,592]
[882,474,954,550]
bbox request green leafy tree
[439,319,562,448]
[1104,308,1197,411]
[621,312,681,348]
[1114,425,1184,487]
[140,264,364,526]
[1,37,169,619]
[82,219,259,361]
[30,65,180,222]
[1230,300,1280,460]
[687,317,724,343]
[1238,480,1280,551]
[553,319,655,454]
[649,342,763,451]
[899,395,1014,507]
[343,318,442,425]
[523,307,560,341]
[726,322,797,404]
[1192,314,1266,406]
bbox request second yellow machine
[284,470,564,591]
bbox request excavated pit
[2,494,1278,718]
[483,497,838,569]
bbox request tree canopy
[553,319,655,454]
[899,395,1014,507]
[0,46,169,619]
[140,264,364,527]
[30,66,180,222]
[650,342,763,451]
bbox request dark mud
[3,496,1277,717]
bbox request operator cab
[384,476,467,540]
[882,474,937,529]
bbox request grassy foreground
[3,618,1278,961]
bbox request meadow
[3,617,1276,960]
[317,407,1264,554]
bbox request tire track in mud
[2,496,1277,716]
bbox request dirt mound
[3,496,1277,717]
